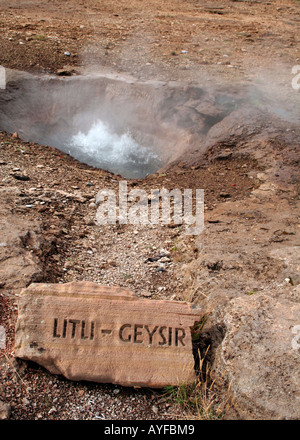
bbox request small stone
[141,291,152,297]
[219,192,231,198]
[215,152,232,160]
[160,257,171,263]
[257,173,268,182]
[0,400,11,420]
[11,173,30,181]
[152,405,159,414]
[56,68,73,76]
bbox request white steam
[69,119,161,178]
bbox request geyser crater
[0,68,290,178]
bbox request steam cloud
[69,119,162,178]
[0,63,299,179]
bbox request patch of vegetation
[163,313,232,420]
[163,354,232,420]
[191,315,209,342]
[34,34,47,41]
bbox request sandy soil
[0,0,299,81]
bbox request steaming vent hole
[1,69,292,178]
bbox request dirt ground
[0,0,299,81]
[0,0,299,421]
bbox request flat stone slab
[14,281,202,388]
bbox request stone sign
[14,281,202,388]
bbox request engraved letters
[16,282,201,387]
[117,323,186,346]
[53,319,186,347]
[53,318,95,340]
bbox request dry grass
[164,347,233,420]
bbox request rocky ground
[0,0,299,421]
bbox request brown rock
[0,191,45,290]
[14,281,202,388]
[0,400,11,420]
[214,294,300,420]
[56,66,75,76]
